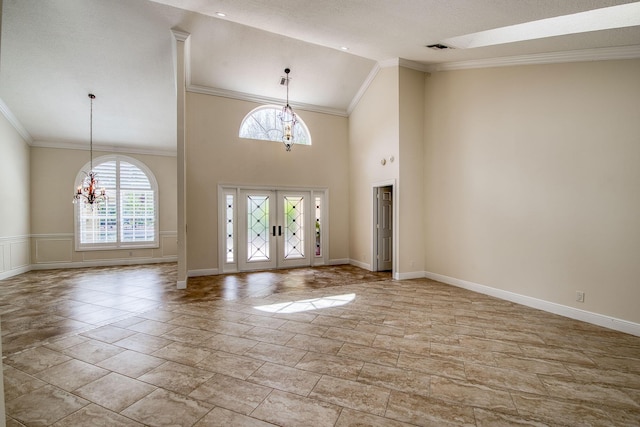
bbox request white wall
[0,111,30,280]
[186,92,350,272]
[424,59,640,325]
[30,147,177,268]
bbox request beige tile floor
[2,263,640,426]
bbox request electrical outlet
[576,291,585,303]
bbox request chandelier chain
[89,93,95,171]
[72,93,106,206]
[280,68,297,152]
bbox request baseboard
[424,271,640,337]
[188,268,219,277]
[0,265,31,281]
[30,257,177,271]
[395,271,426,280]
[348,259,370,270]
[328,258,350,266]
[176,280,187,290]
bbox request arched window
[74,155,159,250]
[239,105,312,146]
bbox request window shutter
[78,161,117,244]
[120,161,151,189]
[77,157,157,248]
[120,162,155,242]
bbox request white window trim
[74,154,159,251]
[239,105,312,146]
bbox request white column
[172,29,190,289]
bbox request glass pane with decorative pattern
[284,196,304,259]
[247,195,269,261]
[315,196,322,257]
[226,194,234,263]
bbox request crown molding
[398,58,431,73]
[347,63,381,115]
[187,84,349,117]
[347,58,431,115]
[0,97,34,144]
[30,140,177,157]
[426,45,640,72]
[378,58,399,69]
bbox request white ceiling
[1,0,639,154]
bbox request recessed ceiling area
[1,0,639,154]
[442,2,640,49]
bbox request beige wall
[1,94,24,420]
[186,92,350,272]
[348,67,399,269]
[424,59,640,323]
[398,67,426,275]
[0,112,30,279]
[30,147,177,267]
[348,65,426,276]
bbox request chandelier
[279,68,297,151]
[73,93,107,206]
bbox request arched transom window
[239,105,312,146]
[74,155,159,250]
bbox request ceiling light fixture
[73,93,107,206]
[442,2,640,49]
[279,68,297,152]
[216,12,226,17]
[340,46,349,51]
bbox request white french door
[237,190,312,271]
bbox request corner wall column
[172,29,190,289]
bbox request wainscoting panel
[35,237,73,263]
[10,240,30,269]
[0,240,6,273]
[29,232,178,271]
[0,235,31,280]
[161,233,178,257]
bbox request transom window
[239,105,311,146]
[74,155,159,250]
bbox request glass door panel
[284,195,304,259]
[278,191,311,268]
[233,189,317,271]
[238,190,276,271]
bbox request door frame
[218,184,329,273]
[372,179,397,277]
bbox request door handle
[272,226,276,237]
[278,225,282,236]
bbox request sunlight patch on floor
[254,293,356,314]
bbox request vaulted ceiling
[1,0,639,154]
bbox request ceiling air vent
[426,43,452,50]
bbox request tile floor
[2,263,640,426]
